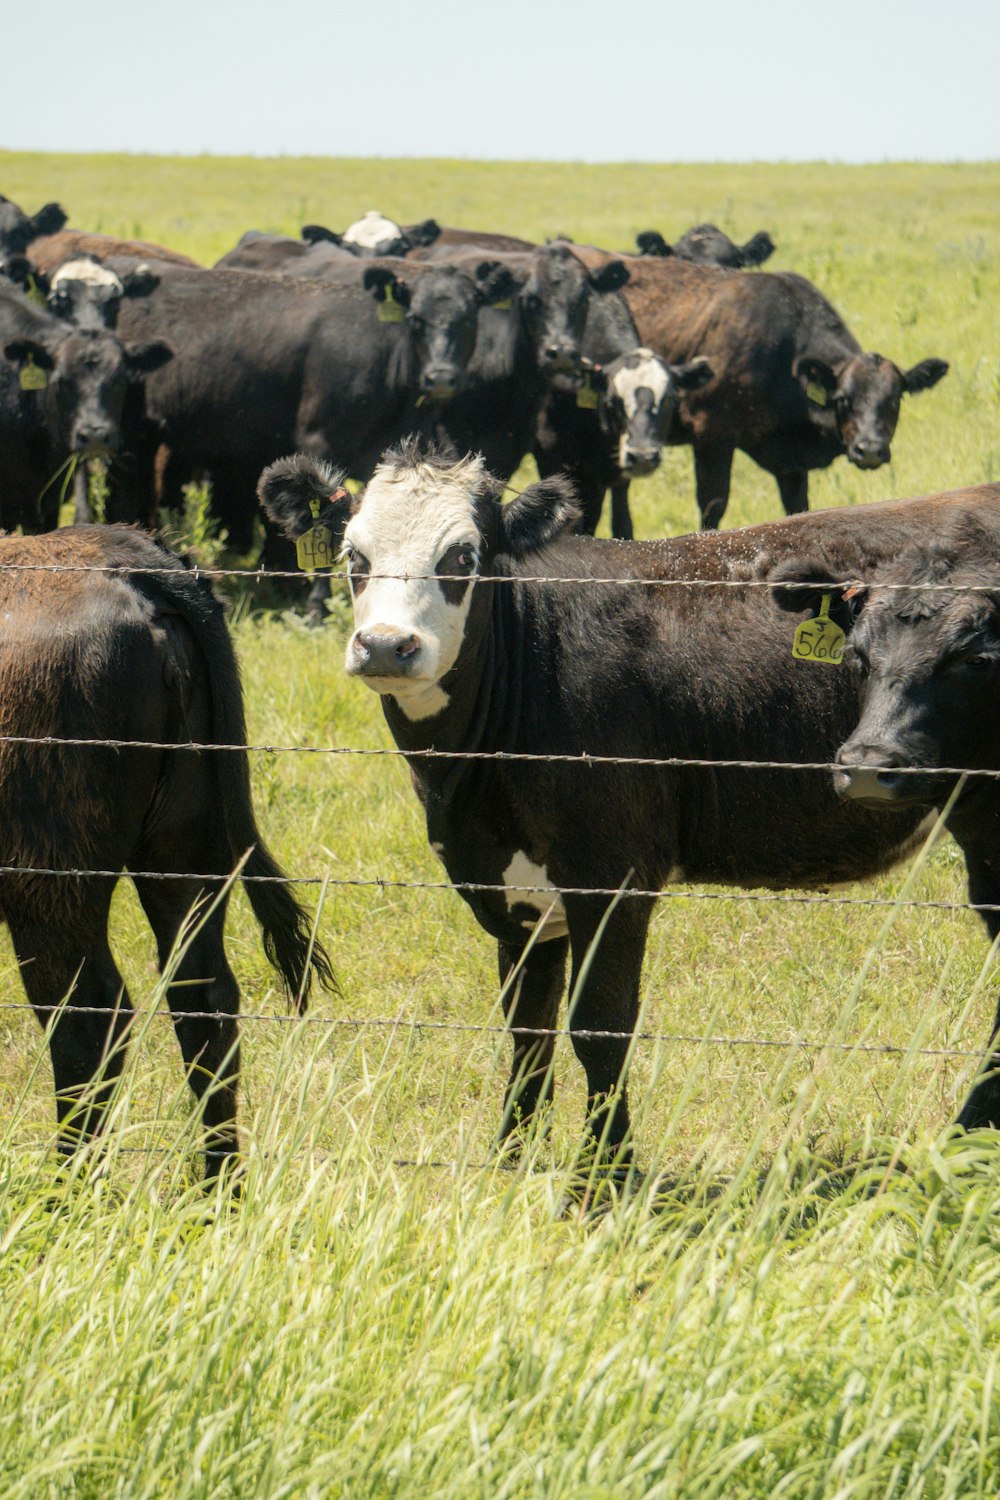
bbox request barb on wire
[0,1001,985,1059]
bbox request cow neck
[380,575,521,802]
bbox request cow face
[832,540,1000,809]
[0,196,67,264]
[520,244,630,392]
[796,352,948,469]
[363,263,514,401]
[6,327,173,454]
[48,259,160,332]
[257,445,580,722]
[599,350,713,476]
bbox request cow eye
[957,652,993,670]
[845,643,870,675]
[438,544,478,577]
[342,543,370,577]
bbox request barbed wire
[0,1001,986,1059]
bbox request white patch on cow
[343,452,484,721]
[52,258,123,293]
[343,210,403,251]
[503,852,568,940]
[611,349,671,468]
[667,864,686,883]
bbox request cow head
[0,195,67,264]
[47,257,160,331]
[5,325,172,454]
[363,261,515,401]
[521,244,630,391]
[259,443,581,722]
[795,351,948,469]
[596,349,713,477]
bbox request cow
[565,246,949,529]
[214,229,358,275]
[405,224,537,258]
[770,508,1000,1132]
[295,216,442,257]
[0,194,67,274]
[0,524,332,1179]
[111,257,515,558]
[46,256,161,331]
[533,348,713,537]
[28,230,198,275]
[0,280,172,532]
[635,225,775,268]
[259,447,1000,1181]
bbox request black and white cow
[259,450,1000,1174]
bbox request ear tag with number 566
[792,593,845,665]
[576,372,598,410]
[19,354,48,392]
[296,497,334,573]
[377,284,405,323]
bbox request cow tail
[156,562,335,1010]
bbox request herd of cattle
[1,190,996,1191]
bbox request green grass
[2,153,1000,1496]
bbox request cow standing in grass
[260,447,1000,1174]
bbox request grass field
[2,152,1000,1497]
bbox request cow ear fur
[474,262,516,306]
[125,340,174,375]
[301,224,344,246]
[362,266,411,307]
[31,202,67,238]
[795,356,838,400]
[121,265,160,299]
[635,230,672,257]
[498,476,582,558]
[258,454,353,542]
[769,558,865,628]
[672,356,713,390]
[903,358,948,393]
[590,259,629,293]
[4,338,55,371]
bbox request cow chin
[833,765,944,806]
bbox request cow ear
[795,356,838,405]
[4,257,47,296]
[474,262,516,306]
[362,266,411,307]
[739,231,775,267]
[408,218,441,248]
[121,265,160,299]
[671,356,713,390]
[30,202,67,238]
[4,338,55,371]
[635,230,673,257]
[590,259,630,293]
[258,454,353,542]
[498,476,582,558]
[124,339,173,375]
[301,223,344,246]
[769,559,865,627]
[903,357,948,394]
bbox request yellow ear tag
[576,373,598,410]
[26,276,48,309]
[377,284,405,323]
[295,497,334,572]
[493,298,512,311]
[792,593,845,665]
[19,354,48,392]
[806,380,828,407]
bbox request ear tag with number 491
[19,354,48,392]
[377,284,405,323]
[296,497,334,573]
[792,593,845,665]
[805,380,828,407]
[576,373,598,410]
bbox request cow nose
[74,422,114,450]
[350,627,421,677]
[848,438,890,469]
[623,446,661,474]
[420,366,456,396]
[833,742,907,800]
[543,344,574,367]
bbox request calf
[636,224,775,268]
[260,450,1000,1172]
[779,512,1000,1131]
[0,525,331,1178]
[567,247,948,528]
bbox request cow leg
[497,936,568,1149]
[694,444,734,529]
[72,462,93,525]
[776,469,810,515]
[8,901,133,1159]
[955,850,1000,1130]
[132,871,242,1184]
[563,893,653,1163]
[609,481,634,541]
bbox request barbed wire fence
[0,552,996,1169]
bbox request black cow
[260,450,1000,1177]
[112,257,513,555]
[533,348,712,537]
[0,524,331,1178]
[775,510,1000,1132]
[636,224,775,268]
[214,230,359,274]
[0,194,67,274]
[0,281,172,532]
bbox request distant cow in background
[636,224,776,268]
[29,230,198,274]
[0,525,331,1180]
[0,194,67,274]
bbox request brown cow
[29,230,198,274]
[0,524,331,1179]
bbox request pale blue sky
[6,0,997,161]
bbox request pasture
[1,151,1000,1497]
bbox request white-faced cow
[260,447,1000,1177]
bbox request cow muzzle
[847,437,890,469]
[834,742,927,803]
[419,366,458,401]
[348,627,422,679]
[621,445,661,478]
